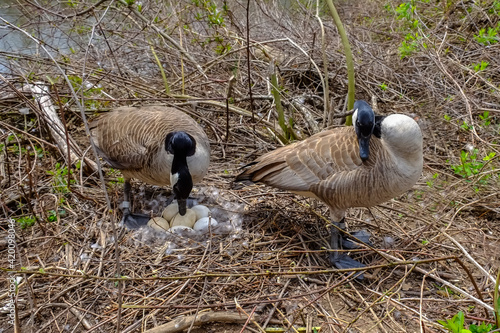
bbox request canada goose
[91,106,210,228]
[236,100,423,277]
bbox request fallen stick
[28,82,97,172]
[143,312,270,333]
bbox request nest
[1,0,499,332]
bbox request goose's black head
[165,131,196,215]
[353,100,376,161]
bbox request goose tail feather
[234,161,260,182]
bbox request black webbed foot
[122,212,151,229]
[120,202,151,229]
[329,251,366,280]
[330,252,367,270]
[342,230,372,249]
[330,221,369,280]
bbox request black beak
[359,135,371,161]
[172,170,192,217]
[177,198,187,216]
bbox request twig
[226,75,236,143]
[116,0,206,77]
[442,232,496,286]
[82,7,123,332]
[25,0,108,19]
[381,253,494,312]
[419,269,434,333]
[4,256,465,281]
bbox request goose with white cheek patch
[235,100,423,279]
[91,106,210,228]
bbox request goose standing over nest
[91,106,211,228]
[235,100,423,278]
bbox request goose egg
[170,209,196,228]
[193,217,218,232]
[191,205,211,220]
[147,217,169,231]
[168,225,196,235]
[162,202,179,221]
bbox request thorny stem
[83,9,123,332]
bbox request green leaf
[483,152,496,161]
[438,311,467,333]
[469,322,493,333]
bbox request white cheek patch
[170,172,179,187]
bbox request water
[0,0,80,74]
[0,0,36,73]
[0,1,29,53]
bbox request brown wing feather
[91,106,207,171]
[311,138,391,212]
[236,127,363,192]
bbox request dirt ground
[0,0,499,332]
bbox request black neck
[166,131,196,208]
[172,154,193,200]
[373,115,386,138]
